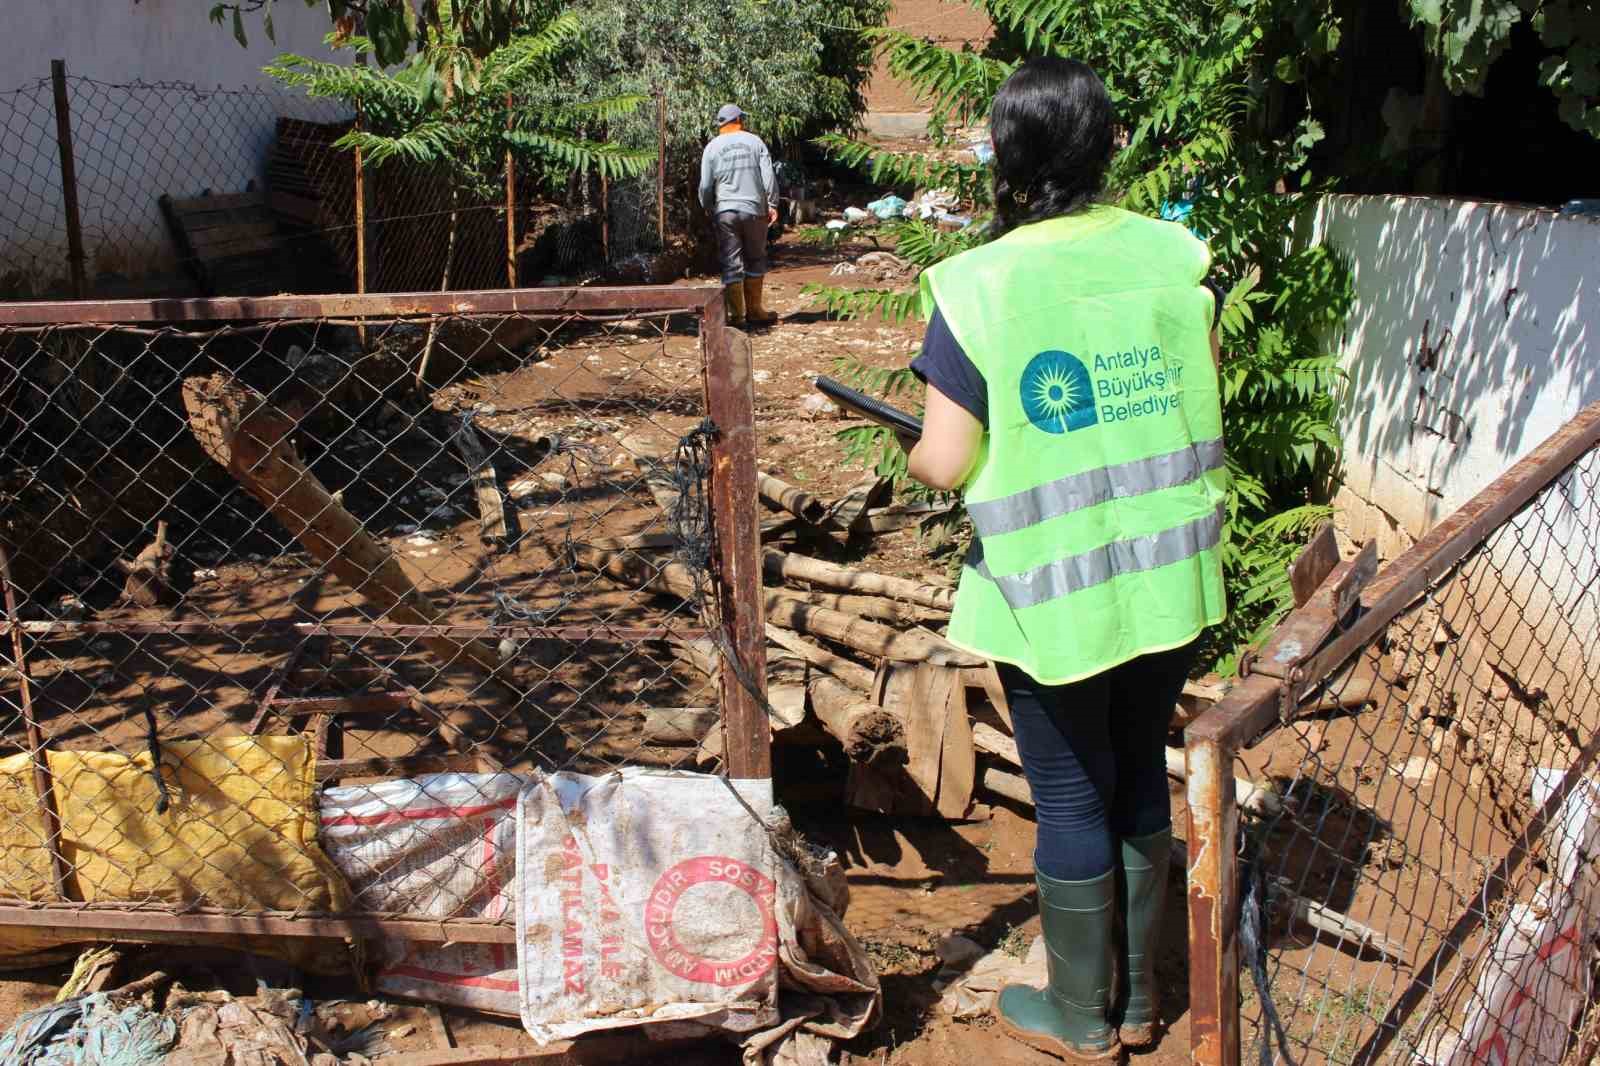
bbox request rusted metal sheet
[1302,398,1600,694]
[1248,541,1379,688]
[702,318,770,780]
[1185,675,1279,1066]
[1287,521,1339,608]
[0,285,720,325]
[8,620,708,643]
[0,905,514,943]
[0,546,70,901]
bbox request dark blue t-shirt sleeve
[910,307,988,428]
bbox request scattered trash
[321,774,523,1017]
[753,369,773,384]
[824,219,850,231]
[516,769,879,1060]
[936,935,1046,1018]
[866,195,909,220]
[911,189,959,220]
[0,993,177,1066]
[853,251,915,282]
[842,207,871,224]
[799,394,840,419]
[933,211,973,229]
[969,139,995,165]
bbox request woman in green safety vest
[903,57,1226,1062]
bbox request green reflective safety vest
[921,205,1228,685]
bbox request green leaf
[232,7,248,48]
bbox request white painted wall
[1310,194,1600,690]
[0,0,347,290]
[1309,194,1600,553]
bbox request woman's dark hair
[989,57,1115,237]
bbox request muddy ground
[1,227,1549,1065]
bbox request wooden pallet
[160,187,296,296]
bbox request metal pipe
[0,545,71,901]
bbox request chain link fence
[1,70,676,303]
[0,286,764,963]
[1187,402,1600,1066]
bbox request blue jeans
[1000,642,1195,883]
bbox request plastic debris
[824,219,850,231]
[842,206,871,223]
[866,195,909,220]
[912,189,959,220]
[0,993,177,1066]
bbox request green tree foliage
[214,0,556,67]
[818,0,1355,672]
[1405,0,1600,135]
[548,0,889,155]
[266,3,653,196]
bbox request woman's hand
[905,386,983,492]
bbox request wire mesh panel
[1191,404,1600,1066]
[0,286,763,949]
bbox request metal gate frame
[1186,400,1600,1065]
[0,285,768,947]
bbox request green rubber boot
[1116,828,1172,1047]
[995,868,1120,1061]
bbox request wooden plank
[185,224,282,258]
[317,752,491,783]
[935,671,975,819]
[972,722,1020,767]
[271,692,412,716]
[166,190,267,215]
[881,662,941,817]
[268,190,325,225]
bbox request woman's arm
[906,385,985,491]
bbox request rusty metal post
[354,103,367,299]
[656,88,667,246]
[505,92,517,288]
[0,546,70,901]
[1186,675,1280,1066]
[49,60,87,299]
[701,310,769,779]
[600,171,610,264]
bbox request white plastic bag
[516,769,781,1043]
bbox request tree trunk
[416,187,459,387]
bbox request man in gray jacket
[699,104,778,326]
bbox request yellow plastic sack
[0,736,352,971]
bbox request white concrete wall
[0,0,346,290]
[1309,194,1600,555]
[1311,194,1600,691]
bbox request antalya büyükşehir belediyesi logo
[1020,350,1098,434]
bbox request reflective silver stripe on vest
[970,502,1226,610]
[966,438,1225,539]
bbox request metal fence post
[0,545,70,901]
[1187,675,1282,1066]
[701,310,769,780]
[354,102,367,300]
[48,60,87,299]
[656,88,667,247]
[505,92,517,288]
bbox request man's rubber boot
[1116,828,1172,1047]
[744,275,777,325]
[994,869,1120,1061]
[724,283,746,326]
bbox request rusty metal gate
[1187,401,1600,1065]
[0,286,765,958]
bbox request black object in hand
[814,376,923,439]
